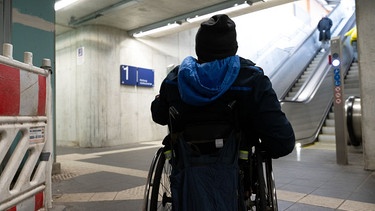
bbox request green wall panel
[12,23,54,66]
[12,0,55,66]
[13,0,54,21]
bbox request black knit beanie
[195,14,238,62]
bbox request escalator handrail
[346,96,361,146]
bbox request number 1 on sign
[124,66,129,80]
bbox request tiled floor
[51,142,375,211]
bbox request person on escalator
[317,15,333,52]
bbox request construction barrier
[0,43,53,211]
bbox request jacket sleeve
[151,66,179,126]
[151,83,169,126]
[254,75,296,158]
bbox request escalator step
[322,126,335,134]
[318,134,336,143]
[325,119,335,126]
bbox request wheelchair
[143,104,278,211]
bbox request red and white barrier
[0,43,53,211]
[0,63,46,116]
[5,192,44,211]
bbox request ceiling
[55,0,336,37]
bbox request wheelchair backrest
[169,100,238,154]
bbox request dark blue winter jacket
[151,55,295,158]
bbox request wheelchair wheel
[143,147,173,211]
[265,157,278,210]
[255,150,278,211]
[243,149,278,211]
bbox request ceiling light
[133,22,181,38]
[186,1,251,23]
[186,15,211,24]
[55,0,79,11]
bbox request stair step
[325,119,335,126]
[322,126,335,134]
[345,74,358,79]
[295,82,304,87]
[347,70,358,75]
[286,96,295,100]
[306,67,315,71]
[318,134,336,143]
[291,87,301,92]
[347,78,359,82]
[345,83,359,88]
[311,142,336,150]
[288,91,297,97]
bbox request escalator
[274,9,357,145]
[269,2,355,100]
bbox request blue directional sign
[120,65,154,87]
[137,68,154,87]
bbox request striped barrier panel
[0,43,53,211]
[5,192,44,211]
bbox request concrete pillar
[356,0,375,170]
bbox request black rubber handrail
[346,96,361,146]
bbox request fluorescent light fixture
[186,1,250,23]
[55,0,79,11]
[186,14,211,24]
[133,22,181,38]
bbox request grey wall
[356,0,375,170]
[55,25,186,146]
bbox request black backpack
[168,100,246,211]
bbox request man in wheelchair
[151,14,295,211]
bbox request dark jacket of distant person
[317,16,333,41]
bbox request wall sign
[120,65,154,87]
[77,46,84,65]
